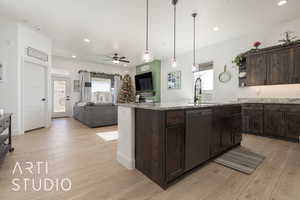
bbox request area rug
[96,131,118,141]
[214,147,265,174]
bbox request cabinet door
[285,112,300,140]
[232,113,242,145]
[292,46,300,83]
[264,110,285,137]
[246,54,267,86]
[267,48,293,85]
[211,110,222,156]
[242,109,263,135]
[165,126,185,182]
[221,116,233,150]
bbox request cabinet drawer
[166,111,184,127]
[242,104,263,110]
[264,104,300,112]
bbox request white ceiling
[0,0,300,67]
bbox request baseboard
[117,151,135,170]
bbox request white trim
[117,151,135,170]
[20,56,50,134]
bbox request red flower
[254,41,261,48]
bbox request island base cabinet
[135,106,242,190]
[165,126,185,182]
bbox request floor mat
[214,146,265,174]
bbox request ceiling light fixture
[83,38,90,43]
[192,13,197,72]
[72,55,77,58]
[142,0,153,63]
[277,0,287,6]
[112,59,120,64]
[213,26,219,31]
[171,0,178,68]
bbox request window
[91,78,112,103]
[193,69,214,92]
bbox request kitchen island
[117,102,242,189]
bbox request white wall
[52,56,134,115]
[0,17,52,135]
[161,18,300,103]
[0,18,19,135]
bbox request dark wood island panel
[135,105,242,189]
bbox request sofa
[73,103,117,128]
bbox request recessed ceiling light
[277,0,287,6]
[72,55,77,58]
[213,26,219,31]
[83,38,90,43]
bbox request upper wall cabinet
[242,44,300,87]
[246,54,267,86]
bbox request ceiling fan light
[112,60,120,64]
[143,50,153,62]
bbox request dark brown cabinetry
[246,54,267,86]
[267,48,293,85]
[166,126,185,182]
[264,105,285,137]
[135,105,242,189]
[242,104,300,142]
[242,104,264,135]
[211,106,242,157]
[243,44,300,87]
[293,46,300,83]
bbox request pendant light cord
[193,14,196,66]
[173,3,176,60]
[146,0,149,51]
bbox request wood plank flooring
[0,118,299,200]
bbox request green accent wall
[136,60,161,102]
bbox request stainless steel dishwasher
[185,109,212,172]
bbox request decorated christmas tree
[117,74,135,103]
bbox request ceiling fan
[101,53,130,65]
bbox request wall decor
[218,65,231,83]
[0,62,4,83]
[73,80,80,92]
[27,47,49,62]
[168,71,181,89]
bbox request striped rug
[214,147,265,174]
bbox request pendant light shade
[171,0,178,68]
[143,0,153,62]
[192,12,197,72]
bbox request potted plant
[233,52,247,67]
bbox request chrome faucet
[194,77,202,104]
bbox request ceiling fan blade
[119,56,126,60]
[119,60,130,63]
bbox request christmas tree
[117,74,135,103]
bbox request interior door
[23,61,47,132]
[52,77,71,118]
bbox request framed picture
[168,71,181,89]
[0,62,4,83]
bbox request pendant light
[143,0,153,62]
[192,12,197,72]
[171,0,178,68]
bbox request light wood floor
[0,118,300,200]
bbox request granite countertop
[118,98,300,111]
[117,101,241,111]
